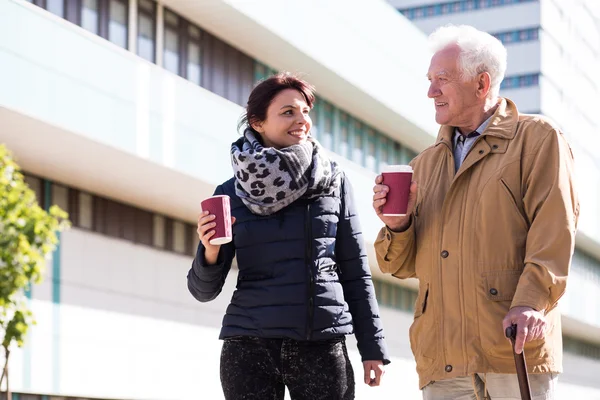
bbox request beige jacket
[375,99,579,388]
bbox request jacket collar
[436,98,519,148]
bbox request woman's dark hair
[238,72,316,133]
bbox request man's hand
[372,175,417,232]
[362,360,385,387]
[502,306,547,354]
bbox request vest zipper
[305,203,314,340]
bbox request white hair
[428,25,507,98]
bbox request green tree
[0,144,69,399]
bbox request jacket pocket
[499,178,529,230]
[483,269,521,301]
[478,270,521,358]
[409,283,437,373]
[414,282,429,318]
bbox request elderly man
[373,25,579,400]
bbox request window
[338,113,349,158]
[34,0,130,49]
[352,121,364,165]
[23,175,43,204]
[137,0,156,62]
[173,221,186,254]
[366,129,377,171]
[500,73,540,89]
[162,9,203,85]
[164,11,180,75]
[81,0,99,34]
[108,0,128,48]
[378,136,391,172]
[187,25,202,85]
[254,63,277,83]
[321,103,334,150]
[20,173,195,257]
[79,192,93,230]
[153,215,165,248]
[399,0,538,20]
[310,99,322,141]
[46,0,65,17]
[52,184,69,215]
[373,279,418,313]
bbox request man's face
[427,45,481,128]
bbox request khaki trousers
[422,373,558,400]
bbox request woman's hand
[197,211,235,265]
[363,360,385,387]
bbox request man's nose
[428,83,440,98]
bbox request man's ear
[477,72,492,98]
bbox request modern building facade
[0,0,598,399]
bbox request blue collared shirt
[453,115,493,172]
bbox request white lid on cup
[383,165,413,173]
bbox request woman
[187,73,390,400]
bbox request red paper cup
[381,165,413,216]
[200,195,232,245]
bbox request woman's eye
[283,110,293,115]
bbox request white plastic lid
[383,165,413,173]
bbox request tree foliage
[0,144,70,391]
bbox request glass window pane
[187,42,201,85]
[188,25,200,40]
[81,0,99,35]
[339,113,349,158]
[52,184,69,215]
[192,229,200,255]
[321,104,333,150]
[164,27,179,74]
[164,10,178,26]
[137,14,155,62]
[46,0,64,17]
[138,0,154,13]
[378,137,389,172]
[366,130,376,171]
[109,0,128,48]
[352,123,363,165]
[173,221,186,253]
[79,192,93,230]
[23,175,42,205]
[153,215,165,248]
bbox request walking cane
[505,324,533,400]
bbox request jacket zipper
[305,203,314,340]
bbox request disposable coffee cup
[381,165,413,216]
[200,195,232,245]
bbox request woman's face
[252,89,312,149]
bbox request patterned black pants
[220,336,355,400]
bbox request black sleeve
[336,173,390,364]
[186,185,236,302]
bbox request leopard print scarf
[230,129,341,216]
